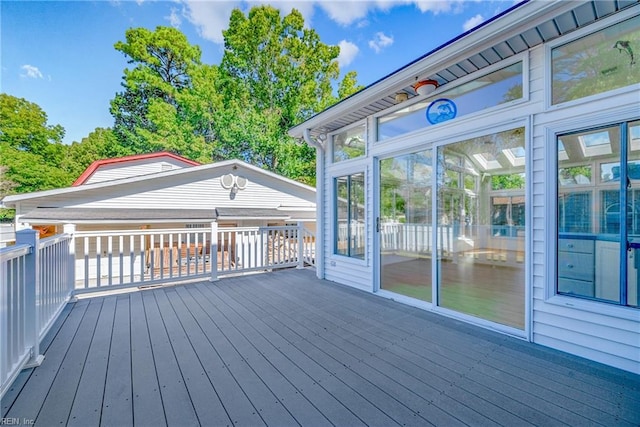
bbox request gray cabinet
[558,238,595,297]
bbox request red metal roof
[72,152,201,186]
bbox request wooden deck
[2,268,639,427]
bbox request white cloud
[337,40,359,67]
[178,0,479,46]
[318,2,371,26]
[413,0,465,15]
[165,7,182,28]
[463,14,484,31]
[368,32,393,53]
[20,64,43,79]
[180,1,317,44]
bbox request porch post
[63,223,77,297]
[210,221,219,282]
[297,222,305,269]
[17,229,45,368]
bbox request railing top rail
[74,225,302,238]
[75,228,215,238]
[0,243,32,261]
[39,233,72,249]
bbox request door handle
[627,241,640,251]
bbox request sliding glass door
[436,128,526,329]
[377,127,527,330]
[379,151,433,302]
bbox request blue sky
[2,1,516,145]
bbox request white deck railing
[1,229,74,399]
[73,223,316,293]
[0,223,315,398]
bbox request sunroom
[290,0,640,373]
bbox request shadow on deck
[2,268,639,426]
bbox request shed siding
[15,166,315,216]
[84,158,192,185]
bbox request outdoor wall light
[413,79,439,96]
[394,92,409,103]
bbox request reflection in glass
[333,124,366,163]
[552,15,640,105]
[437,128,526,329]
[378,62,523,141]
[557,122,640,308]
[380,151,432,302]
[335,173,365,258]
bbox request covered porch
[2,268,639,426]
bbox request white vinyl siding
[15,167,315,214]
[83,158,192,185]
[531,33,640,373]
[316,8,639,374]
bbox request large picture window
[335,173,365,258]
[556,121,640,308]
[551,15,640,105]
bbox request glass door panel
[379,151,433,302]
[627,120,640,307]
[437,128,526,329]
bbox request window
[378,61,523,141]
[332,124,365,162]
[551,15,640,105]
[335,173,365,258]
[556,121,640,308]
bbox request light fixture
[413,79,439,96]
[394,92,409,103]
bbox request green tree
[110,26,216,161]
[0,95,74,213]
[216,5,362,183]
[64,128,132,179]
[0,93,64,154]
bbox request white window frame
[544,6,640,111]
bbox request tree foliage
[216,5,362,183]
[0,94,74,201]
[110,26,216,162]
[1,6,364,212]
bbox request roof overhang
[18,208,218,224]
[18,207,316,224]
[289,0,638,141]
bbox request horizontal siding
[533,334,640,375]
[85,159,191,184]
[529,37,640,374]
[16,166,315,217]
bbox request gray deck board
[36,297,102,425]
[67,297,116,427]
[140,290,199,426]
[129,291,167,427]
[3,268,640,427]
[101,296,133,427]
[5,299,90,423]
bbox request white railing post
[16,229,44,368]
[210,221,219,282]
[297,222,304,269]
[63,224,77,298]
